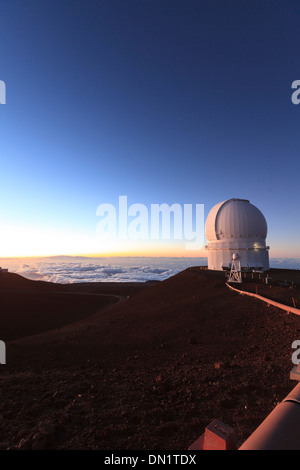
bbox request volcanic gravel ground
[1,268,300,450]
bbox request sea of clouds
[0,256,207,284]
[0,256,299,284]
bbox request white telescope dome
[205,198,267,241]
[205,198,269,271]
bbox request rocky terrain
[0,268,300,450]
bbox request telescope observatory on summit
[205,198,269,272]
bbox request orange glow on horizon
[0,246,208,259]
[0,223,208,258]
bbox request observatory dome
[205,199,269,272]
[205,199,267,241]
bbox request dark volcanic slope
[0,272,148,341]
[0,271,63,291]
[0,291,119,342]
[1,268,300,450]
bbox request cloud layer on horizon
[1,256,299,284]
[11,257,207,283]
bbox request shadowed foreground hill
[0,273,119,341]
[1,268,300,450]
[0,272,149,341]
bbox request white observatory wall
[207,239,269,271]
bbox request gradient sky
[0,0,300,258]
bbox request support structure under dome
[228,253,242,283]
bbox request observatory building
[205,198,269,272]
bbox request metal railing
[239,382,300,450]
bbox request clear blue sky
[0,0,300,257]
